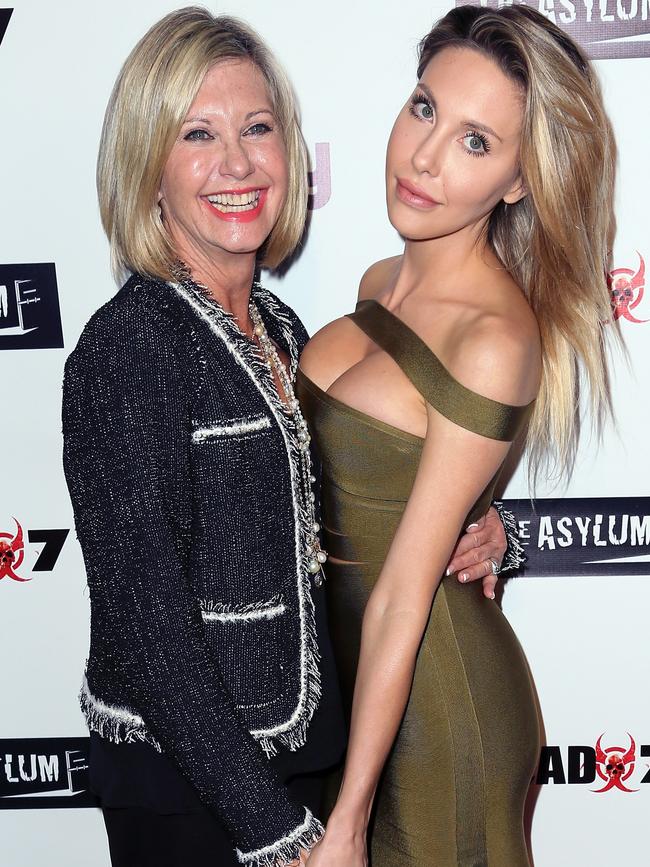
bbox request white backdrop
[0,1,648,865]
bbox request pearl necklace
[249,301,328,587]
[169,261,328,588]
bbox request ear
[157,191,166,226]
[503,173,527,205]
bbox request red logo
[608,252,647,324]
[0,519,28,582]
[0,520,69,584]
[593,733,637,793]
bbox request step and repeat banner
[0,1,648,865]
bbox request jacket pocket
[201,595,286,624]
[191,413,272,443]
[200,595,291,709]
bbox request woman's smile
[203,187,268,221]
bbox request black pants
[102,773,325,867]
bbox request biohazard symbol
[0,518,29,582]
[608,252,648,323]
[593,733,637,793]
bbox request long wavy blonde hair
[418,5,617,482]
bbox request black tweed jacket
[62,274,324,865]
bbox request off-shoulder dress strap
[347,299,534,443]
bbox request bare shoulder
[358,256,401,301]
[442,295,541,407]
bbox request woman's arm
[308,331,535,866]
[63,301,320,867]
[355,261,517,600]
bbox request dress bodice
[296,299,533,561]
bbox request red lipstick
[203,187,268,223]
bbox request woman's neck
[174,241,258,330]
[388,223,499,308]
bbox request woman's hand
[303,823,368,867]
[445,506,506,599]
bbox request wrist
[326,803,370,838]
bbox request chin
[207,228,272,255]
[219,242,268,258]
[389,204,484,244]
[387,209,438,242]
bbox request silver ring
[488,557,500,576]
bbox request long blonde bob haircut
[97,7,309,280]
[419,5,617,482]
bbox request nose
[411,128,444,177]
[218,136,254,180]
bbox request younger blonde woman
[298,6,616,865]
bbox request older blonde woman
[62,8,517,867]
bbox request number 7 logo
[0,520,69,582]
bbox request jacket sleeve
[62,305,323,866]
[492,500,526,572]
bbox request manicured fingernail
[466,523,479,531]
[446,567,452,576]
[460,572,469,582]
[490,591,496,600]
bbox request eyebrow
[463,118,503,143]
[182,108,274,125]
[416,82,503,143]
[245,108,274,120]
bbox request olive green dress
[296,300,540,867]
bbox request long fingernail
[460,572,469,583]
[466,523,479,531]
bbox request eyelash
[183,122,273,142]
[463,130,490,157]
[184,129,211,141]
[408,92,491,157]
[409,92,433,122]
[246,122,273,136]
